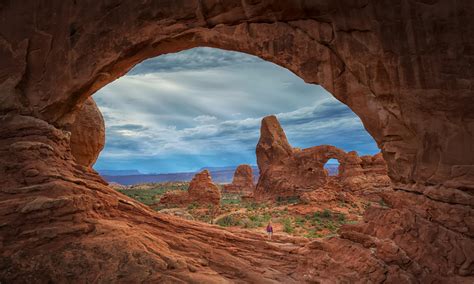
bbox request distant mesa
[97,169,142,176]
[101,166,259,185]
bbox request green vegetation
[378,199,389,208]
[115,182,363,239]
[304,229,322,239]
[276,196,300,205]
[118,182,188,205]
[282,217,294,233]
[244,202,267,211]
[221,193,242,205]
[118,189,164,205]
[187,202,198,210]
[216,215,241,227]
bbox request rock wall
[160,170,221,207]
[0,1,472,282]
[223,164,255,194]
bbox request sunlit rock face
[255,115,389,200]
[67,98,105,167]
[0,1,472,282]
[223,164,255,194]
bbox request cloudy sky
[93,47,379,173]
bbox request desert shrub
[276,196,300,205]
[304,230,322,239]
[337,213,347,223]
[242,218,259,228]
[221,193,242,205]
[282,217,294,233]
[295,216,306,226]
[245,202,266,211]
[378,199,389,208]
[117,182,189,205]
[325,221,337,232]
[322,209,332,218]
[187,202,198,210]
[247,213,272,228]
[216,215,241,227]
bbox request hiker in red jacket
[266,221,273,240]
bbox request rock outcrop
[255,115,389,200]
[68,98,105,167]
[223,164,255,194]
[339,152,391,198]
[0,1,472,282]
[159,170,221,207]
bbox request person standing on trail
[266,221,273,240]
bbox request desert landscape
[113,116,387,240]
[0,1,473,283]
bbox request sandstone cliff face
[255,115,389,200]
[67,98,105,167]
[223,164,255,194]
[0,1,472,282]
[160,170,221,207]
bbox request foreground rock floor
[0,176,414,283]
[0,115,469,282]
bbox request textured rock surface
[0,1,473,282]
[67,98,105,167]
[340,151,391,198]
[160,170,221,207]
[223,164,255,194]
[255,115,389,200]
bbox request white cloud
[93,47,378,173]
[193,115,218,124]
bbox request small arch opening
[324,158,340,176]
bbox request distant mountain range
[99,165,338,186]
[97,169,142,176]
[99,166,259,186]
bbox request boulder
[160,170,221,207]
[223,164,255,194]
[68,98,105,167]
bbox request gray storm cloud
[93,47,378,173]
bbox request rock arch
[0,1,472,282]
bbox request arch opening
[85,46,388,241]
[92,47,379,178]
[324,158,340,177]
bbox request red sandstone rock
[160,170,221,207]
[68,98,105,167]
[223,164,255,194]
[255,115,390,201]
[0,1,472,282]
[187,170,221,206]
